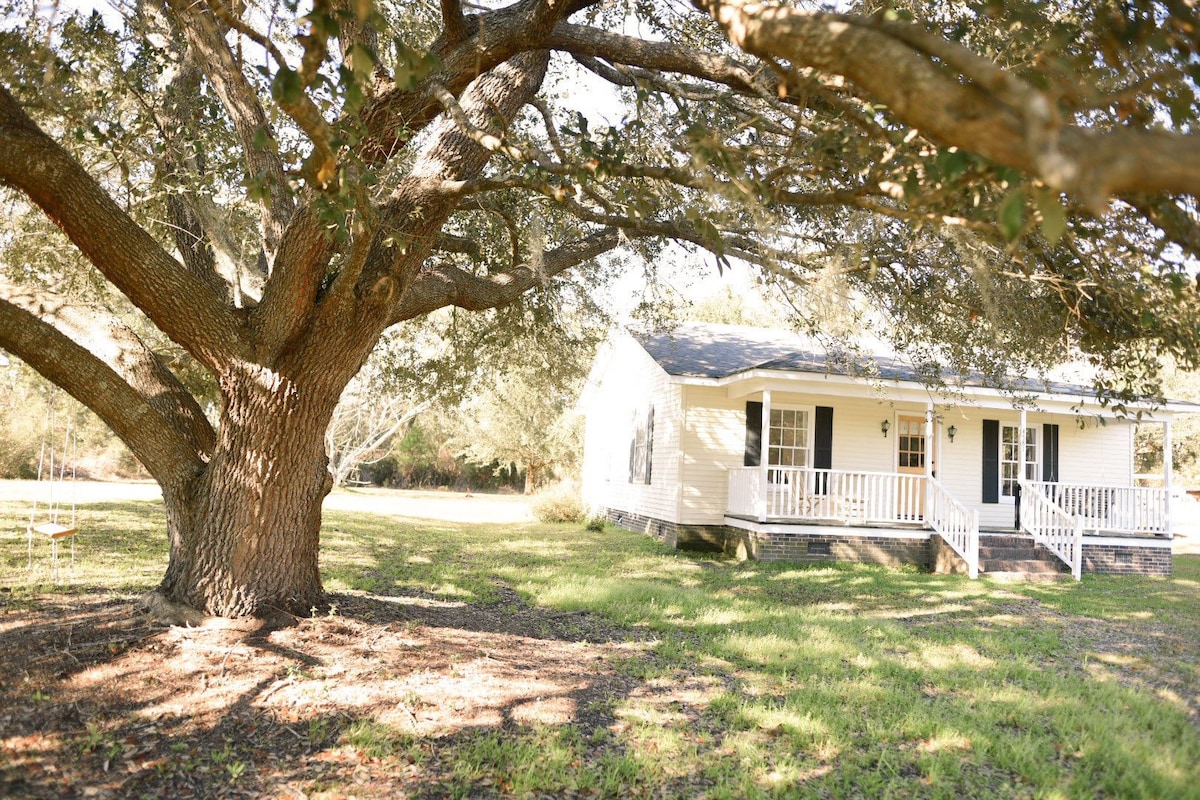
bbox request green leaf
[1035,190,1067,245]
[938,149,969,183]
[270,67,302,106]
[998,189,1025,241]
[347,43,375,83]
[1168,86,1195,130]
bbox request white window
[897,418,926,469]
[768,408,811,468]
[1001,425,1038,498]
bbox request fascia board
[662,367,1186,419]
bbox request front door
[896,416,928,520]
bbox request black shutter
[744,401,762,467]
[982,419,999,504]
[1042,423,1059,483]
[814,407,833,469]
[814,406,833,495]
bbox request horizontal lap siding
[580,335,681,523]
[679,387,744,524]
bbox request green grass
[2,495,1198,797]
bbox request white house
[580,323,1191,579]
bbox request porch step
[976,533,1070,579]
[983,570,1073,583]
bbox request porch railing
[927,477,979,578]
[727,467,926,526]
[1025,481,1169,536]
[1019,480,1082,580]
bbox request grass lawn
[2,495,1199,798]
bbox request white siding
[580,334,682,522]
[678,387,744,524]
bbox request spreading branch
[0,83,248,370]
[692,0,1200,209]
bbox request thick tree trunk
[155,366,338,618]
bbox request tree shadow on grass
[0,584,661,799]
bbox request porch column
[1018,408,1028,530]
[1165,418,1174,536]
[1018,408,1028,480]
[924,404,935,482]
[924,403,935,523]
[759,389,771,522]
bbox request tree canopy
[1,0,1198,616]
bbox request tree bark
[154,365,338,617]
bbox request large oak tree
[1,0,1198,617]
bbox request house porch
[723,465,1173,578]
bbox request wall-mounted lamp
[947,425,957,443]
[881,420,891,438]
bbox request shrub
[585,516,606,532]
[532,486,585,523]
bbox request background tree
[2,0,1199,618]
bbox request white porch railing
[927,477,979,578]
[1019,480,1083,580]
[1025,481,1170,536]
[727,467,927,526]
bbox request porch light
[948,425,957,443]
[881,419,890,438]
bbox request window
[1000,425,1038,497]
[768,408,810,468]
[897,418,925,468]
[628,405,654,484]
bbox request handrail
[727,466,926,526]
[927,477,979,578]
[1019,480,1082,580]
[1024,480,1168,536]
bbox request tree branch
[357,0,596,165]
[393,228,624,321]
[163,0,295,259]
[441,0,468,46]
[692,0,1200,209]
[0,83,249,370]
[0,294,207,489]
[204,0,339,189]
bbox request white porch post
[924,403,935,522]
[758,389,771,522]
[1018,408,1028,479]
[1165,418,1174,536]
[1018,408,1028,530]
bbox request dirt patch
[0,586,654,799]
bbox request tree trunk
[155,366,338,618]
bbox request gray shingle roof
[635,322,1090,397]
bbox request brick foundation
[605,510,726,551]
[1082,541,1171,576]
[931,534,972,575]
[605,510,1173,576]
[737,530,931,568]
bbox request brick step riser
[980,560,1069,574]
[978,538,1038,548]
[977,547,1058,560]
